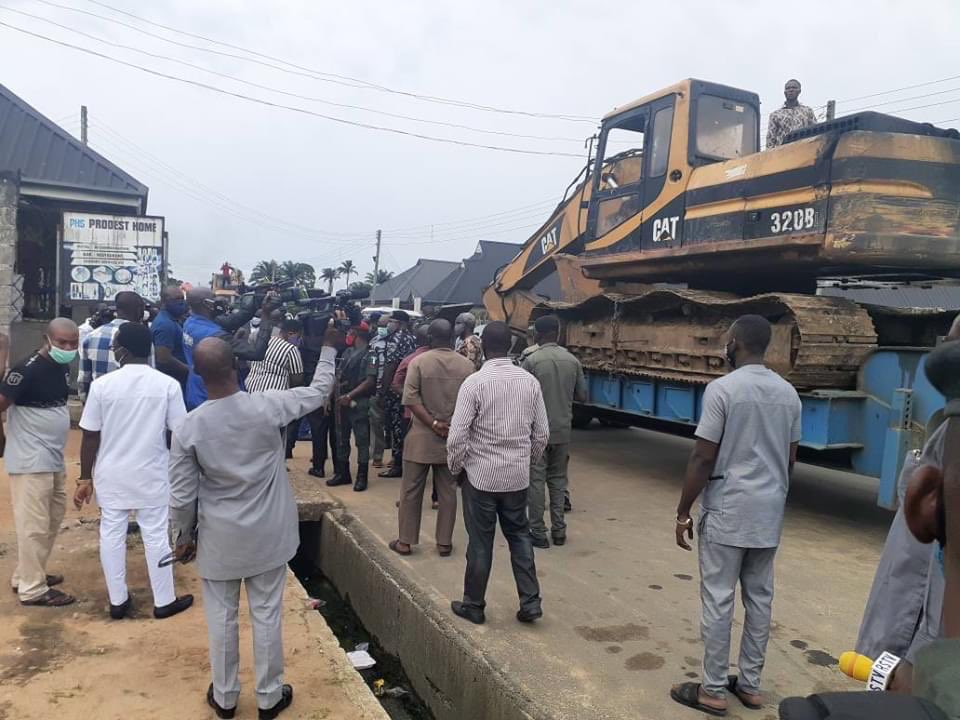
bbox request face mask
[346,334,355,347]
[46,337,77,365]
[165,300,187,317]
[377,327,388,339]
[288,335,302,347]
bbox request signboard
[62,213,165,303]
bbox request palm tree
[250,259,280,284]
[338,260,357,287]
[319,267,341,294]
[279,261,316,289]
[364,269,393,286]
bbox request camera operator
[182,287,280,411]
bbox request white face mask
[251,318,261,328]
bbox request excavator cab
[584,79,760,253]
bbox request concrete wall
[316,512,552,720]
[0,172,22,350]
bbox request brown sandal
[389,540,412,556]
[437,545,453,557]
[21,588,76,607]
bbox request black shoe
[530,533,549,549]
[564,496,572,513]
[552,535,566,546]
[308,463,326,478]
[109,597,131,620]
[326,463,352,487]
[353,464,369,492]
[517,606,543,623]
[154,594,194,619]
[451,600,485,625]
[378,465,402,478]
[259,684,293,720]
[207,684,236,719]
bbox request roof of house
[424,241,522,306]
[0,83,148,209]
[370,258,460,305]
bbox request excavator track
[547,289,878,389]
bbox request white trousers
[202,565,287,711]
[99,505,176,608]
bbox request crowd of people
[2,278,958,719]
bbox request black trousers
[460,481,541,614]
[288,408,337,469]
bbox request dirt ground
[0,431,387,720]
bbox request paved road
[298,424,892,720]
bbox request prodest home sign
[62,212,165,303]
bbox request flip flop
[20,588,76,607]
[388,540,412,556]
[669,682,727,717]
[727,675,763,710]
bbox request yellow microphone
[838,651,902,690]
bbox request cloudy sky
[1,0,958,286]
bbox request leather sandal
[437,544,453,557]
[21,588,76,607]
[388,540,412,556]
[12,574,63,594]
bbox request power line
[0,21,586,159]
[90,120,370,241]
[834,74,960,106]
[34,0,593,123]
[382,200,558,236]
[2,6,585,144]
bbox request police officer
[327,325,377,492]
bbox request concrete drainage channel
[292,512,549,720]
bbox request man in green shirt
[522,315,587,548]
[327,326,377,492]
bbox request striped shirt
[245,336,304,393]
[447,357,549,493]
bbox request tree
[320,267,341,294]
[349,281,372,296]
[364,269,393,286]
[250,259,280,284]
[279,261,316,289]
[338,260,357,287]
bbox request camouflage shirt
[765,103,818,148]
[456,334,483,371]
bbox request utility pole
[371,229,382,299]
[826,100,836,121]
[80,105,88,145]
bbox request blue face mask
[377,327,389,339]
[165,300,187,317]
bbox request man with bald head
[78,290,149,399]
[1,318,79,606]
[169,326,339,718]
[389,318,473,557]
[152,284,189,386]
[181,287,279,410]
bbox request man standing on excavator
[766,79,818,148]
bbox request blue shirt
[152,309,186,364]
[183,315,225,411]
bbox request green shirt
[337,347,377,409]
[521,343,586,444]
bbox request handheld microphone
[838,650,902,691]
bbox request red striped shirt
[447,358,549,492]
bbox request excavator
[483,78,960,391]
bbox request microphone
[838,651,902,691]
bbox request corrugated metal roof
[0,83,147,201]
[370,259,460,304]
[424,241,521,306]
[819,285,960,310]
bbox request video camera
[293,288,369,351]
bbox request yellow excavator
[483,78,960,389]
